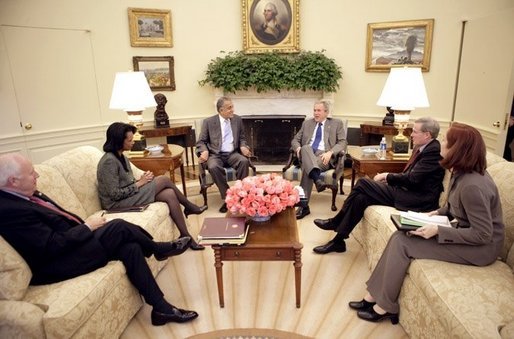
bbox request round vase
[250,214,271,223]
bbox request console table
[139,124,196,167]
[360,122,413,146]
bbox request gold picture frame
[128,8,173,47]
[133,56,176,91]
[242,0,300,54]
[366,19,434,72]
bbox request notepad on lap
[399,211,451,227]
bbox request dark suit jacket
[0,190,107,284]
[196,114,248,156]
[386,139,445,211]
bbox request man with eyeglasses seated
[312,117,445,254]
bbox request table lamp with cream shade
[109,71,157,154]
[376,67,429,154]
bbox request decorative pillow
[0,237,32,300]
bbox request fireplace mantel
[214,88,334,116]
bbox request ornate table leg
[294,248,302,308]
[213,246,225,307]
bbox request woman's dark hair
[440,122,486,174]
[102,122,136,171]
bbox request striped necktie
[29,195,82,224]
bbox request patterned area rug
[186,328,313,339]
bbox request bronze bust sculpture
[154,93,170,128]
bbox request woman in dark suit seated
[97,122,207,250]
[349,122,505,324]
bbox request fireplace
[242,115,305,164]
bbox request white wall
[1,0,513,159]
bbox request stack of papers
[399,211,451,227]
[198,217,249,245]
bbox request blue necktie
[312,123,323,152]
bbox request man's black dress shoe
[314,179,325,193]
[189,240,205,251]
[219,203,228,213]
[151,306,199,326]
[154,236,191,261]
[357,307,399,324]
[313,239,346,254]
[314,218,336,231]
[349,299,376,310]
[295,206,310,219]
[184,205,208,218]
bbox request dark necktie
[29,195,82,224]
[311,123,323,152]
[403,147,421,172]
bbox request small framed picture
[366,19,434,72]
[242,0,300,54]
[128,8,173,47]
[133,56,176,91]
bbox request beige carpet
[186,328,313,339]
[120,183,408,339]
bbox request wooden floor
[120,165,408,339]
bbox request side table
[139,125,196,167]
[211,208,303,308]
[360,122,413,146]
[347,146,409,189]
[128,144,187,197]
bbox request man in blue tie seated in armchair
[292,100,347,219]
[196,97,251,213]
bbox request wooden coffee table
[128,144,187,196]
[347,146,410,189]
[211,208,303,308]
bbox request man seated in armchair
[196,97,251,213]
[292,100,347,219]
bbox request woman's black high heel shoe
[357,307,399,324]
[184,205,208,218]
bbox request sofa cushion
[500,321,514,338]
[487,161,514,264]
[0,237,31,301]
[42,146,103,217]
[34,164,88,220]
[407,259,514,337]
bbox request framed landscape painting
[133,56,176,91]
[128,8,173,47]
[242,0,300,54]
[365,19,434,72]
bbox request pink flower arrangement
[225,174,300,217]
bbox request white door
[453,8,514,154]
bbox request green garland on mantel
[199,50,343,94]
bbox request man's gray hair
[264,2,278,16]
[216,96,232,113]
[415,117,440,139]
[315,100,331,115]
[0,153,23,187]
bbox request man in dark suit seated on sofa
[0,153,198,326]
[196,96,251,213]
[313,117,445,254]
[292,100,347,219]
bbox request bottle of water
[379,137,387,160]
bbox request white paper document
[399,211,452,227]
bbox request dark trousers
[93,219,164,306]
[299,145,331,200]
[333,178,395,238]
[207,152,249,199]
[504,126,514,161]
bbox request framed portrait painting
[365,19,434,72]
[133,56,176,91]
[128,8,173,47]
[242,0,300,54]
